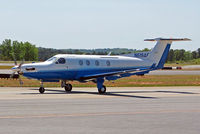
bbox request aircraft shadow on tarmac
[21,88,198,99]
[21,88,157,99]
[110,90,198,94]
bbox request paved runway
[148,70,200,75]
[0,87,200,134]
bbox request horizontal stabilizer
[144,38,191,42]
[144,37,191,69]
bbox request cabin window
[95,60,99,66]
[86,60,90,66]
[106,60,110,66]
[56,58,66,64]
[79,60,83,65]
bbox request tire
[39,87,45,94]
[98,85,106,94]
[65,84,72,92]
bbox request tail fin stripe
[156,44,171,69]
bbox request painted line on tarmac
[1,109,200,119]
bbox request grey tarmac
[0,87,200,134]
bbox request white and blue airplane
[11,38,190,94]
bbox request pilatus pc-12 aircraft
[6,38,190,94]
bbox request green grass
[166,58,200,66]
[0,75,200,87]
[0,66,13,69]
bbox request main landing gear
[98,85,106,94]
[97,78,106,94]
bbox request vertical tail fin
[144,38,191,69]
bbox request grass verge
[0,75,200,87]
[0,66,13,69]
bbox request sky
[0,0,199,50]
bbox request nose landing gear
[39,87,45,94]
[39,81,45,94]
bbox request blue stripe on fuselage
[23,66,151,80]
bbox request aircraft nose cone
[11,66,20,72]
[11,66,17,70]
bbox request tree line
[38,47,136,61]
[167,49,200,63]
[38,47,200,63]
[0,39,200,63]
[0,39,38,61]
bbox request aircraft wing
[78,67,152,80]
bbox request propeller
[12,53,17,66]
[10,55,24,85]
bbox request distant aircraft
[7,38,191,94]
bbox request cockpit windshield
[45,57,57,62]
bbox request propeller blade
[18,64,22,69]
[18,59,25,69]
[10,72,15,78]
[22,59,24,64]
[19,76,23,85]
[18,59,25,75]
[14,60,17,66]
[12,53,17,65]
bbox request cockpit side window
[56,58,66,64]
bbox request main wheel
[65,84,72,92]
[98,85,106,94]
[39,87,45,94]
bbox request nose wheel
[39,81,45,94]
[39,87,45,94]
